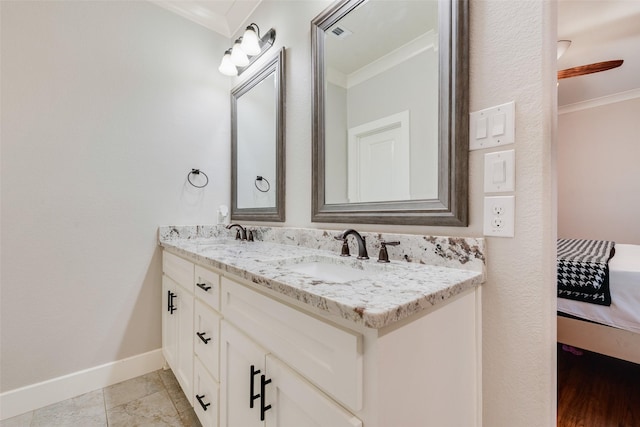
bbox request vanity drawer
[194,265,220,311]
[193,357,219,427]
[195,299,221,381]
[163,251,194,292]
[221,277,363,411]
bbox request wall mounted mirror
[311,0,468,226]
[231,48,285,222]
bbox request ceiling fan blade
[558,60,623,80]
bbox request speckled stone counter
[159,225,485,329]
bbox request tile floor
[0,369,201,427]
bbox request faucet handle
[234,230,242,240]
[334,236,351,257]
[247,229,254,242]
[378,241,400,263]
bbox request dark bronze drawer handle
[196,282,212,292]
[196,394,211,411]
[196,332,212,344]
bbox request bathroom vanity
[159,226,484,427]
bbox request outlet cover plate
[483,195,515,237]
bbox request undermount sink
[194,238,240,246]
[271,255,396,284]
[287,261,373,283]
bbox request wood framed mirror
[311,0,468,226]
[231,48,285,222]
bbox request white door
[175,284,194,405]
[264,355,362,427]
[348,111,410,203]
[162,276,178,371]
[220,321,266,427]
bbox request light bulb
[240,26,261,56]
[218,50,237,76]
[230,39,249,67]
[557,40,571,60]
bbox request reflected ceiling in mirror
[311,0,468,226]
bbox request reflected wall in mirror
[231,48,285,222]
[312,0,469,225]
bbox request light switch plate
[484,149,515,192]
[469,101,515,151]
[483,196,515,237]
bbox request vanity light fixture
[218,23,276,77]
[240,24,262,55]
[230,38,250,67]
[218,49,238,76]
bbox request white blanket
[558,244,640,334]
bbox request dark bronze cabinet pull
[249,365,261,408]
[196,282,212,292]
[196,394,211,411]
[260,374,272,421]
[168,291,177,314]
[196,332,211,344]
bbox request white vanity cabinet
[218,275,480,427]
[161,249,481,427]
[162,252,223,427]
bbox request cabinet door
[220,321,266,427]
[264,355,362,427]
[162,276,178,371]
[174,283,194,405]
[194,357,219,427]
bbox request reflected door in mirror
[323,1,439,204]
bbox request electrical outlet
[484,196,515,237]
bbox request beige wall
[1,1,230,391]
[558,97,640,244]
[237,0,557,425]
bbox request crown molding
[559,88,640,114]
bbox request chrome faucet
[335,229,369,260]
[226,223,247,241]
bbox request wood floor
[557,344,640,427]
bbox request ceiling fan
[557,40,623,80]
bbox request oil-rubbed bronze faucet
[377,241,400,263]
[226,223,247,241]
[335,229,369,260]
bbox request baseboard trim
[0,349,164,420]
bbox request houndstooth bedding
[557,239,616,306]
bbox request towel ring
[255,176,271,193]
[188,169,209,188]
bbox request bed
[557,242,640,364]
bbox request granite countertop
[159,228,484,329]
